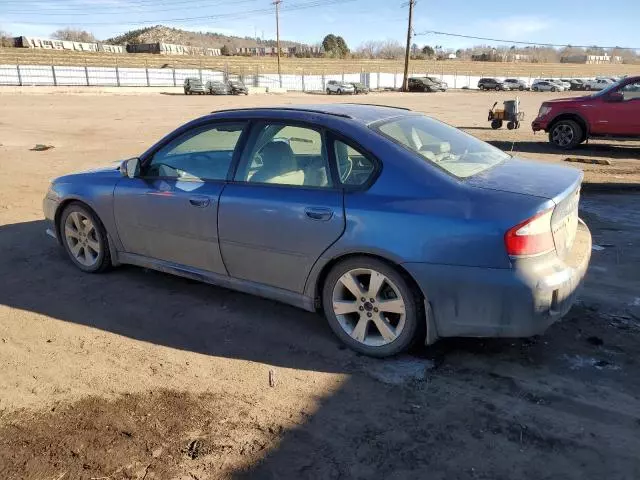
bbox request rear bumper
[404,220,592,340]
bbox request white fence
[0,64,541,90]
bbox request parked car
[584,78,614,91]
[43,104,592,357]
[568,79,586,91]
[407,77,441,92]
[504,78,529,91]
[425,76,448,91]
[350,82,370,94]
[477,78,507,90]
[183,78,206,95]
[206,80,229,95]
[532,76,640,149]
[228,79,248,95]
[531,80,565,92]
[326,80,355,95]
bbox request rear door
[114,122,246,274]
[218,121,344,293]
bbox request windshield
[373,115,509,179]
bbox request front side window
[621,81,640,101]
[236,123,332,188]
[146,123,245,180]
[374,115,508,179]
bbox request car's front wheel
[322,257,423,357]
[549,119,583,149]
[60,202,111,273]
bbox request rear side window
[333,140,376,186]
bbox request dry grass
[2,47,639,77]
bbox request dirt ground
[0,90,639,480]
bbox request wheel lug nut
[367,312,372,318]
[359,306,364,311]
[374,308,378,312]
[370,298,375,303]
[361,297,366,302]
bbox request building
[561,54,623,64]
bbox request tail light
[505,209,555,257]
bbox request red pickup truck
[532,75,640,149]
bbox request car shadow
[0,219,358,375]
[488,140,640,159]
[1,215,638,478]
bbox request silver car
[532,80,565,92]
[326,80,355,95]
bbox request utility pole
[402,0,415,92]
[273,0,282,87]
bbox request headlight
[538,105,552,117]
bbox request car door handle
[304,207,333,221]
[189,196,211,208]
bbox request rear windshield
[373,115,509,179]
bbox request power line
[6,0,355,26]
[415,30,640,51]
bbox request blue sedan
[43,104,592,357]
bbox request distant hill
[105,25,307,50]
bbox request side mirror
[120,158,140,178]
[606,92,624,103]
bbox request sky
[1,0,639,52]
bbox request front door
[114,122,246,274]
[605,79,640,135]
[218,122,344,293]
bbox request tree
[0,29,12,47]
[421,45,435,57]
[322,34,349,58]
[52,28,96,43]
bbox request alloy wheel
[331,268,406,347]
[551,124,575,147]
[64,211,101,267]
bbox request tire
[585,85,591,91]
[495,85,500,91]
[491,119,503,129]
[479,84,485,90]
[337,89,342,95]
[322,257,423,357]
[519,86,524,91]
[551,87,556,92]
[507,121,515,130]
[326,88,331,95]
[59,202,111,273]
[549,119,583,150]
[533,86,539,92]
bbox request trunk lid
[467,157,582,259]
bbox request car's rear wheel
[322,257,423,357]
[549,120,583,150]
[494,85,500,91]
[551,86,557,92]
[519,86,524,91]
[479,85,485,90]
[337,89,343,95]
[60,203,111,273]
[585,85,591,91]
[326,88,331,95]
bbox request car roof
[207,104,414,125]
